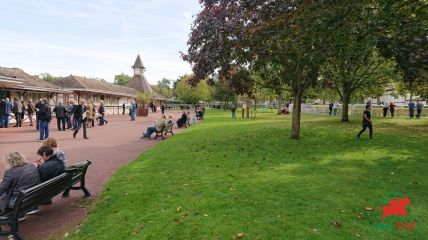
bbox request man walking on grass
[356,105,373,139]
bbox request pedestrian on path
[129,101,136,121]
[12,98,22,127]
[382,101,389,117]
[35,99,42,130]
[231,104,236,120]
[332,101,339,116]
[416,101,423,118]
[86,100,95,128]
[408,100,415,118]
[122,103,126,115]
[27,99,35,126]
[389,102,395,118]
[37,98,51,141]
[73,99,89,139]
[53,102,66,131]
[356,105,373,139]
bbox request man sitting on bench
[141,115,167,139]
[0,152,40,218]
[35,145,66,182]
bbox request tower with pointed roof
[128,54,154,95]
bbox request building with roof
[52,75,137,110]
[0,67,68,104]
[128,55,166,107]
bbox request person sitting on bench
[176,111,187,128]
[0,151,40,214]
[141,115,167,139]
[35,145,65,182]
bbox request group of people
[407,100,424,118]
[141,114,173,139]
[1,97,110,140]
[0,137,66,219]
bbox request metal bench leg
[62,188,71,198]
[80,177,91,197]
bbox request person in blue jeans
[408,100,415,118]
[130,101,136,121]
[231,105,236,120]
[141,115,166,139]
[37,98,51,140]
[0,98,12,128]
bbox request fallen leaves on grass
[364,207,373,211]
[234,233,245,239]
[176,205,182,212]
[331,220,342,228]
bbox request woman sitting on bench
[141,115,167,139]
[0,151,40,214]
[176,111,187,128]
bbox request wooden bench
[163,122,174,136]
[154,126,166,140]
[0,161,91,240]
[185,117,190,128]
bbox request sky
[0,0,201,84]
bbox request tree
[39,73,60,82]
[156,78,173,98]
[114,73,131,86]
[174,75,199,103]
[194,80,212,102]
[376,0,428,86]
[183,1,332,139]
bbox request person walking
[328,102,333,116]
[231,104,237,120]
[65,100,73,129]
[416,101,423,118]
[122,103,126,115]
[129,101,136,121]
[161,104,165,115]
[408,100,415,118]
[20,100,26,123]
[332,101,339,116]
[73,99,89,139]
[12,98,22,127]
[27,99,35,126]
[86,100,94,128]
[53,102,66,131]
[0,99,6,128]
[35,99,42,130]
[71,100,79,130]
[98,101,108,125]
[356,105,373,139]
[382,101,389,117]
[389,102,396,118]
[37,98,51,141]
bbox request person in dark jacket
[73,99,89,139]
[98,101,108,125]
[176,111,187,128]
[0,99,5,128]
[35,99,42,130]
[70,100,78,130]
[35,145,65,182]
[0,151,40,213]
[53,102,66,131]
[37,98,51,141]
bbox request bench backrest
[65,160,91,185]
[12,173,73,217]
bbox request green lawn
[69,111,427,240]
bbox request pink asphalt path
[0,111,183,239]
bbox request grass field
[69,111,427,240]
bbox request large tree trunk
[341,91,351,122]
[291,93,303,139]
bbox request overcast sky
[0,0,200,84]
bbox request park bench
[185,117,190,128]
[163,122,174,136]
[154,126,166,140]
[0,160,91,240]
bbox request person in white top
[382,101,389,117]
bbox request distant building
[128,54,166,107]
[52,75,137,107]
[0,67,68,104]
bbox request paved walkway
[0,111,183,239]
